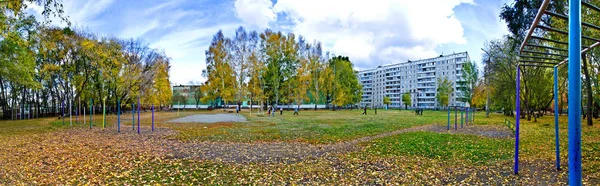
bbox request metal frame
[516,0,600,184]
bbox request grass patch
[365,131,513,165]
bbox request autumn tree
[189,81,204,110]
[436,77,453,108]
[383,96,391,109]
[458,61,479,106]
[327,56,362,110]
[402,92,411,110]
[205,30,235,108]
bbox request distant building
[357,52,471,109]
[172,85,210,109]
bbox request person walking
[375,105,377,115]
[362,105,367,115]
[293,106,299,115]
[279,106,283,115]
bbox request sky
[27,0,512,85]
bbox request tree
[232,27,250,106]
[291,37,311,109]
[189,81,204,110]
[436,77,453,108]
[383,96,391,109]
[402,92,411,110]
[458,61,479,106]
[247,31,264,113]
[259,30,299,108]
[327,56,362,110]
[308,41,325,110]
[205,31,235,108]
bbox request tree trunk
[582,54,593,126]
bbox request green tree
[205,31,235,107]
[402,92,411,110]
[383,96,391,109]
[436,77,453,107]
[458,61,479,106]
[327,56,362,110]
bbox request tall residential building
[357,52,471,109]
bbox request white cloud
[248,0,474,69]
[151,24,239,85]
[234,0,276,28]
[26,0,114,28]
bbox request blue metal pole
[447,106,450,130]
[461,108,464,128]
[466,108,469,126]
[62,101,64,125]
[132,104,135,130]
[137,97,140,134]
[568,0,582,183]
[554,67,560,170]
[152,104,155,132]
[89,99,92,129]
[118,99,121,133]
[454,106,457,130]
[515,65,521,175]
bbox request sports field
[1,109,599,185]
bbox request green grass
[171,109,450,143]
[2,109,600,184]
[365,131,513,165]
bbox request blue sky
[28,0,511,85]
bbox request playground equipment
[58,96,158,134]
[446,106,473,131]
[517,0,600,184]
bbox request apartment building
[357,52,470,109]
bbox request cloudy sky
[28,0,511,85]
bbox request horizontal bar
[519,60,559,65]
[544,10,600,32]
[556,59,568,67]
[537,25,600,42]
[521,50,568,57]
[526,44,568,52]
[537,25,569,35]
[519,64,555,68]
[583,1,600,13]
[519,55,564,61]
[531,36,567,45]
[520,0,551,52]
[554,41,600,67]
[582,41,600,53]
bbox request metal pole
[62,100,64,125]
[515,65,521,175]
[69,96,72,126]
[466,108,469,126]
[152,104,155,132]
[454,106,457,130]
[461,108,464,128]
[89,99,92,129]
[132,104,134,130]
[102,98,106,128]
[568,0,582,183]
[447,106,450,130]
[137,97,140,134]
[118,99,121,133]
[554,67,560,170]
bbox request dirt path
[169,124,513,163]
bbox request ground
[0,109,599,185]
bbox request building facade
[357,52,470,109]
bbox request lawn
[0,109,599,184]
